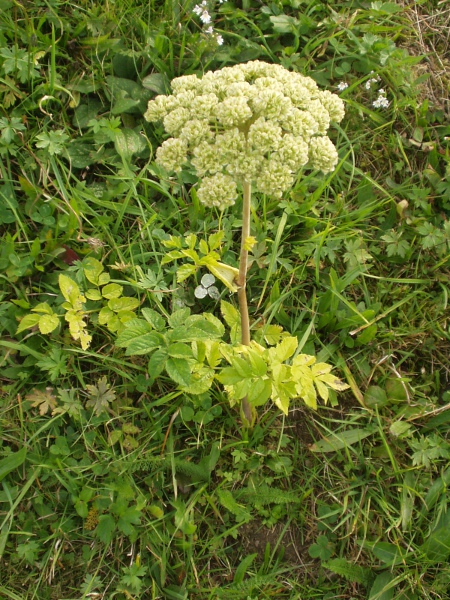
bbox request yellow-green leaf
[108,297,139,312]
[16,313,41,334]
[32,302,53,315]
[269,336,298,364]
[206,261,239,293]
[59,274,83,306]
[83,257,104,285]
[177,263,198,283]
[101,283,123,299]
[38,314,60,335]
[85,289,102,301]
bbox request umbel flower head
[145,61,344,209]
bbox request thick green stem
[238,181,252,425]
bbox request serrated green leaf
[116,319,153,347]
[216,366,243,386]
[16,313,41,334]
[248,378,272,406]
[168,308,191,329]
[269,336,298,363]
[141,307,166,330]
[165,357,191,387]
[96,513,116,544]
[168,343,193,358]
[247,349,267,377]
[38,314,60,334]
[101,283,123,299]
[208,231,224,251]
[176,262,198,282]
[31,302,53,315]
[126,332,164,356]
[147,348,168,380]
[220,300,240,329]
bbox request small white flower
[200,10,211,23]
[373,94,389,108]
[378,88,386,95]
[216,34,224,45]
[205,25,214,34]
[337,82,348,91]
[193,4,203,15]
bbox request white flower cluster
[193,0,224,45]
[373,88,389,108]
[145,61,345,209]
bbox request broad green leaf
[229,355,252,378]
[168,308,191,329]
[142,72,168,94]
[202,312,225,338]
[247,349,267,377]
[141,307,165,331]
[389,421,412,437]
[98,306,115,326]
[85,289,102,301]
[83,257,104,285]
[368,571,395,600]
[98,272,110,286]
[421,513,450,563]
[0,447,27,482]
[108,297,140,313]
[31,302,53,315]
[182,369,214,394]
[208,231,224,251]
[147,348,168,380]
[38,314,60,335]
[216,366,244,386]
[65,309,91,349]
[116,319,153,347]
[101,283,123,299]
[165,357,191,387]
[96,513,116,545]
[126,332,164,356]
[269,336,298,363]
[310,428,375,453]
[371,541,405,565]
[220,300,240,329]
[364,385,388,408]
[248,378,272,406]
[199,239,209,255]
[176,262,198,282]
[114,128,146,160]
[59,274,84,307]
[168,343,193,359]
[16,313,41,334]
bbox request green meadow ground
[1,0,450,598]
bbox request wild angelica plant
[145,60,347,424]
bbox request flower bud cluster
[145,61,344,209]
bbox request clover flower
[145,60,345,204]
